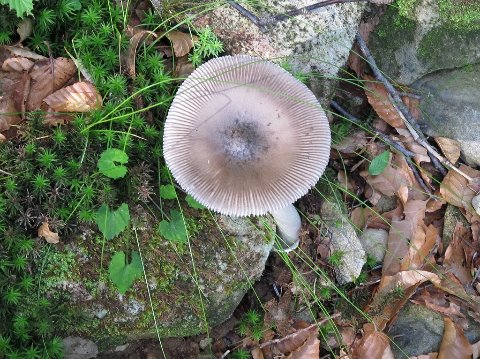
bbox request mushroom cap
[163,55,330,216]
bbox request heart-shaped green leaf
[97,148,128,179]
[96,203,130,240]
[158,210,187,243]
[368,151,391,176]
[108,251,143,294]
[185,195,205,209]
[160,184,177,199]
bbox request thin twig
[355,33,473,182]
[228,0,369,31]
[405,157,433,196]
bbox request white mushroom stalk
[163,55,331,252]
[270,204,302,252]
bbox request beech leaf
[438,317,472,359]
[38,221,60,243]
[163,31,197,58]
[43,81,102,112]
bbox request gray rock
[62,337,98,359]
[412,64,480,166]
[369,0,480,85]
[156,0,366,106]
[388,303,480,358]
[359,228,388,262]
[321,201,366,284]
[387,303,444,358]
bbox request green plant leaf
[108,251,143,294]
[97,148,128,179]
[158,210,187,243]
[96,203,130,240]
[185,195,205,209]
[0,0,34,17]
[368,151,391,176]
[160,184,177,199]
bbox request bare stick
[355,33,473,181]
[226,0,267,32]
[405,158,433,196]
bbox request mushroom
[163,55,330,251]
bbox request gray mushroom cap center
[220,116,270,163]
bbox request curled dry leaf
[438,317,472,359]
[27,57,77,111]
[352,324,394,359]
[435,137,461,165]
[174,55,195,79]
[1,57,34,72]
[43,81,102,112]
[364,75,405,128]
[126,30,157,78]
[0,96,21,132]
[285,327,319,359]
[163,31,197,58]
[38,221,60,243]
[3,46,47,61]
[444,222,472,285]
[395,128,430,164]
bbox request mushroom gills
[270,204,301,252]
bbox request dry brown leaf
[440,165,480,211]
[1,57,34,72]
[42,106,74,125]
[352,324,394,359]
[251,347,264,359]
[404,224,438,270]
[27,57,76,111]
[163,31,197,58]
[43,81,102,112]
[410,354,438,359]
[444,222,473,285]
[0,96,21,132]
[383,200,427,275]
[285,328,319,359]
[263,324,318,356]
[16,18,33,44]
[174,55,195,79]
[473,339,480,359]
[3,46,47,60]
[435,137,461,165]
[38,221,60,243]
[364,75,405,128]
[332,130,368,154]
[395,128,430,164]
[126,30,157,78]
[438,317,472,359]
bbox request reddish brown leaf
[444,222,473,285]
[364,75,405,128]
[395,127,430,164]
[285,327,319,359]
[438,317,472,359]
[27,57,76,111]
[43,81,102,112]
[404,224,438,270]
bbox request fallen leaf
[42,106,74,125]
[352,324,394,359]
[16,18,33,44]
[437,317,472,359]
[395,128,430,164]
[404,224,438,270]
[332,130,368,154]
[174,55,195,78]
[383,200,427,275]
[440,165,480,212]
[38,221,60,243]
[0,96,21,132]
[27,57,77,111]
[444,222,472,285]
[43,81,102,112]
[473,339,480,359]
[163,31,197,58]
[435,137,461,165]
[126,30,157,78]
[3,46,46,61]
[364,75,405,128]
[285,327,319,358]
[1,57,34,72]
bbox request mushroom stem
[270,204,301,252]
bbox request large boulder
[42,211,274,351]
[153,0,367,105]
